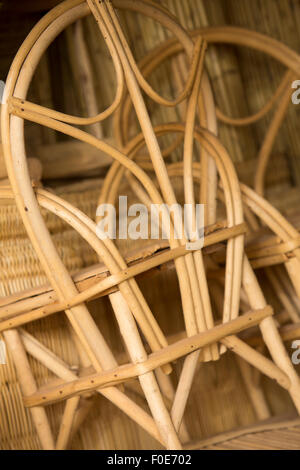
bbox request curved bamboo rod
[111,26,300,340]
[115,26,299,197]
[116,27,300,143]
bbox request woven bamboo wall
[1,0,297,189]
[1,1,299,187]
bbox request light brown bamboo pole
[56,396,80,449]
[73,19,103,139]
[109,292,181,449]
[242,256,300,412]
[3,330,55,449]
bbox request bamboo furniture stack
[0,0,300,450]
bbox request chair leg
[243,256,300,413]
[110,291,182,449]
[3,329,55,449]
[236,356,271,420]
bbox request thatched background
[1,0,299,188]
[0,0,300,449]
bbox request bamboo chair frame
[1,0,300,450]
[165,163,300,334]
[114,24,300,197]
[114,23,300,332]
[98,122,300,421]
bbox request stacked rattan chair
[1,0,300,450]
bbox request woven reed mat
[186,416,300,450]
